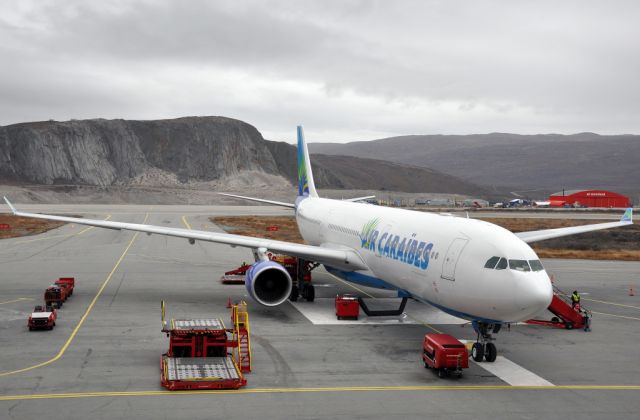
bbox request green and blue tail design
[296,125,318,198]
[621,208,633,223]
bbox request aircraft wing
[3,197,366,271]
[515,208,633,243]
[217,193,295,208]
[344,195,376,202]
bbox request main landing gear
[471,321,500,363]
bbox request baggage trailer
[422,334,469,378]
[28,305,57,330]
[55,277,75,297]
[44,285,66,308]
[159,301,250,390]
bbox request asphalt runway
[0,205,639,419]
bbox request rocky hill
[0,117,487,199]
[0,117,280,186]
[310,133,640,199]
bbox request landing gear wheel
[302,284,315,302]
[437,369,446,378]
[551,317,560,324]
[472,343,485,362]
[565,322,574,330]
[484,342,497,362]
[424,360,430,369]
[289,285,299,302]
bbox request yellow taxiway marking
[0,213,148,378]
[1,384,640,402]
[592,311,640,321]
[0,297,33,305]
[181,215,192,230]
[12,215,112,244]
[582,298,640,310]
[327,273,443,333]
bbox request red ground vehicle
[160,301,250,390]
[44,284,66,308]
[335,294,360,320]
[55,277,75,297]
[422,334,469,378]
[28,305,57,330]
[526,286,591,331]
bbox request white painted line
[289,298,466,326]
[472,356,554,386]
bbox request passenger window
[484,256,500,269]
[496,258,508,270]
[529,260,544,272]
[509,260,531,272]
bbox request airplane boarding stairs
[526,286,591,331]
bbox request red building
[549,189,631,208]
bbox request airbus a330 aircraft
[3,126,633,362]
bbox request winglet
[3,196,17,215]
[621,207,633,223]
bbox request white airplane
[3,126,633,363]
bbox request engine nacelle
[245,260,293,306]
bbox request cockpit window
[509,260,531,272]
[529,260,544,272]
[484,256,500,269]
[495,258,508,270]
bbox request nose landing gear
[471,321,500,363]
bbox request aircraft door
[440,238,469,281]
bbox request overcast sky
[1,0,638,142]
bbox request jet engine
[245,260,293,306]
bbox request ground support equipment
[422,333,469,378]
[159,301,251,390]
[526,286,591,331]
[335,294,360,320]
[44,285,66,308]
[220,263,251,284]
[55,277,75,297]
[28,305,57,331]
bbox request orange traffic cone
[227,297,232,308]
[630,286,635,297]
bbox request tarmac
[0,205,639,419]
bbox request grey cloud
[0,0,639,140]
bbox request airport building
[549,189,631,208]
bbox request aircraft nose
[516,272,553,319]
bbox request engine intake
[245,260,293,306]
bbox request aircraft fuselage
[296,198,553,323]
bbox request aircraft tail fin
[621,207,633,223]
[297,125,318,198]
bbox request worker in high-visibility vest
[571,290,581,309]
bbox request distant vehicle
[44,284,66,308]
[28,305,57,330]
[55,277,75,297]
